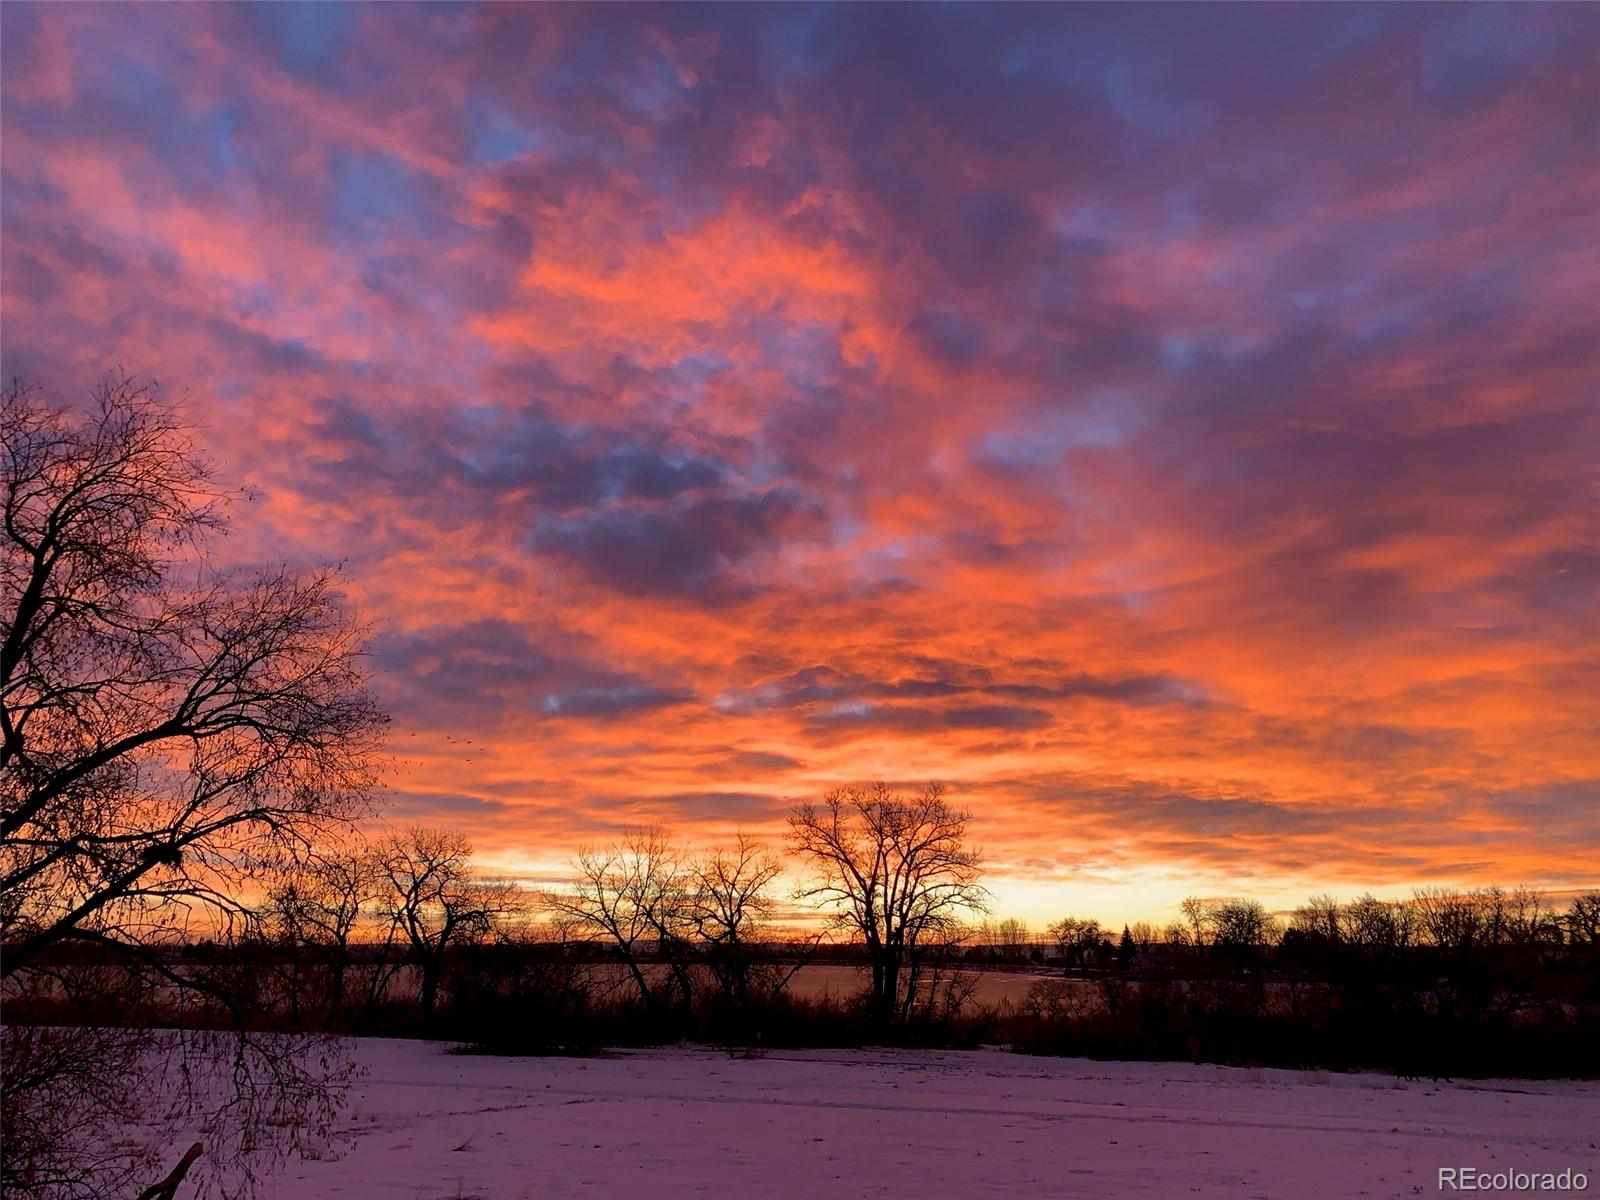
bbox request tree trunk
[621,952,655,1010]
[420,959,440,1016]
[664,947,695,1009]
[328,954,348,1017]
[877,957,900,1026]
[136,1143,203,1200]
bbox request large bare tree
[690,833,811,1014]
[264,841,381,1021]
[0,375,387,1198]
[546,829,696,1011]
[788,782,988,1025]
[1,377,387,969]
[375,826,517,1018]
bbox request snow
[270,1039,1600,1199]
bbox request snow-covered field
[272,1039,1599,1199]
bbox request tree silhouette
[265,844,380,1020]
[376,827,515,1018]
[1,377,387,972]
[690,833,785,1013]
[1048,916,1104,974]
[547,828,695,1011]
[1,375,384,1199]
[789,781,987,1026]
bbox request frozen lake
[263,1038,1599,1199]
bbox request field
[263,1039,1600,1199]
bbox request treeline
[1003,889,1600,1079]
[971,889,1600,968]
[228,825,827,1051]
[18,810,1598,1082]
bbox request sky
[2,3,1597,926]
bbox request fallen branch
[136,1143,203,1200]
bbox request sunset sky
[2,3,1596,925]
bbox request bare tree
[264,840,381,1020]
[1047,916,1105,974]
[3,981,356,1200]
[1,378,387,970]
[1290,894,1343,943]
[1176,896,1215,948]
[1566,892,1600,946]
[1,376,386,1198]
[1127,921,1159,950]
[375,827,516,1017]
[1210,899,1278,951]
[1341,893,1416,950]
[977,915,1031,962]
[1412,887,1486,956]
[788,782,988,1026]
[900,915,979,1025]
[690,833,783,1011]
[1488,886,1560,948]
[545,829,695,1011]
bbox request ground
[268,1039,1600,1199]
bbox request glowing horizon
[2,4,1596,931]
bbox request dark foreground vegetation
[431,891,1600,1084]
[1003,889,1600,1081]
[12,885,1597,1085]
